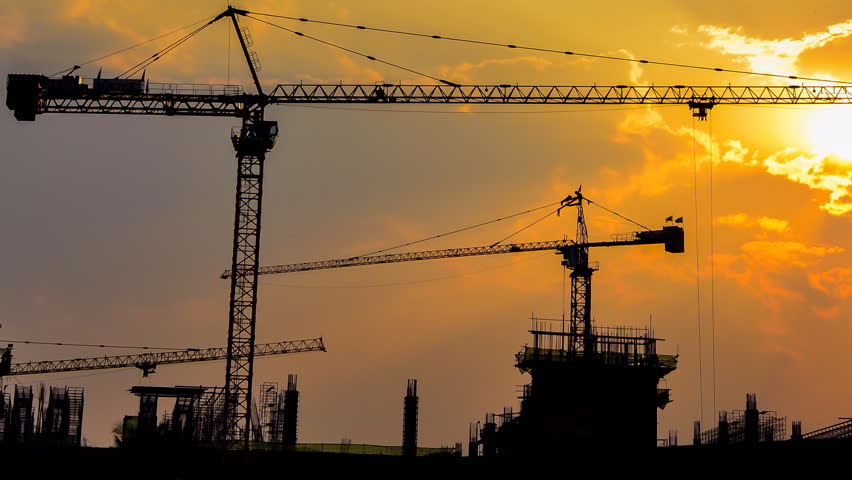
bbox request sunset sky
[1,0,851,448]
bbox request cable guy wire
[247,10,852,85]
[50,15,215,78]
[246,16,460,86]
[357,200,561,257]
[0,339,192,351]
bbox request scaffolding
[9,385,34,443]
[40,386,85,446]
[0,391,9,441]
[194,386,225,442]
[263,376,299,447]
[121,379,303,448]
[516,318,677,373]
[695,394,786,445]
[258,382,279,443]
[0,384,84,446]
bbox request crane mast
[218,8,279,448]
[559,190,596,353]
[6,6,849,450]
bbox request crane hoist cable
[48,15,216,78]
[708,114,718,419]
[246,16,460,86]
[246,10,852,86]
[691,114,705,427]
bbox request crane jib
[8,75,852,121]
[228,239,572,278]
[1,338,325,377]
[220,226,684,279]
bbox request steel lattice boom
[9,82,852,121]
[267,83,852,105]
[224,227,684,279]
[222,240,573,278]
[0,338,325,377]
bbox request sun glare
[807,107,852,159]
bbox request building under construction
[463,192,681,455]
[121,376,301,448]
[0,384,85,447]
[471,317,677,455]
[693,393,787,446]
[692,393,786,446]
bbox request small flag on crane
[665,216,673,222]
[675,217,683,223]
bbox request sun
[806,107,852,159]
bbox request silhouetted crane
[0,338,325,378]
[7,6,852,448]
[225,190,684,353]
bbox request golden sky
[1,0,851,448]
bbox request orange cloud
[0,10,26,48]
[762,150,852,215]
[617,49,646,85]
[716,213,750,227]
[65,0,95,19]
[739,240,842,268]
[715,213,789,232]
[437,56,554,84]
[334,53,385,83]
[808,267,852,298]
[613,104,852,215]
[756,216,790,233]
[714,241,843,314]
[698,19,852,80]
[812,305,841,319]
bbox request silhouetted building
[472,317,677,455]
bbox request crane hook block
[688,101,714,121]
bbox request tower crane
[224,190,684,353]
[0,338,325,379]
[6,6,852,448]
